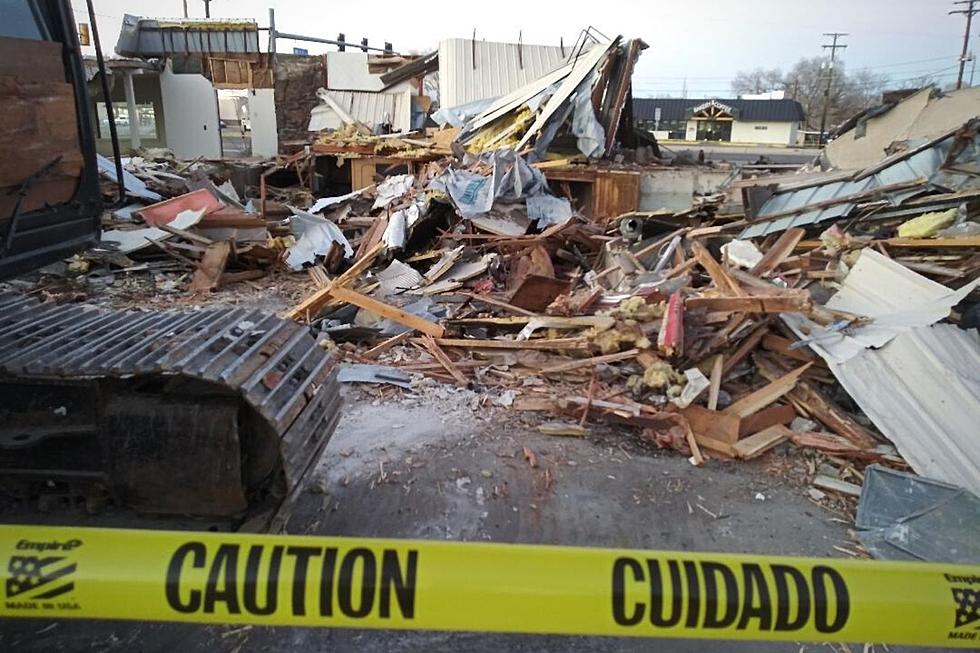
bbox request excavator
[0,1,341,529]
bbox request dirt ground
[0,382,955,652]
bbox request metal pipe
[273,31,395,54]
[268,8,276,53]
[86,0,125,208]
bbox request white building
[634,98,805,146]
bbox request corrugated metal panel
[439,38,567,108]
[312,90,412,132]
[116,14,260,57]
[739,130,970,238]
[831,325,980,495]
[779,250,980,493]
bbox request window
[96,102,158,140]
[754,125,769,130]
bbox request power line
[950,0,979,89]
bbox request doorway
[695,120,732,142]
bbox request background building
[634,97,805,145]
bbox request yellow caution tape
[2,525,979,647]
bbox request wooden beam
[361,331,413,360]
[327,285,445,337]
[691,240,743,296]
[422,335,468,386]
[458,291,540,317]
[680,405,741,444]
[188,241,231,294]
[750,228,805,276]
[686,291,811,314]
[738,403,796,437]
[755,355,877,448]
[427,337,589,351]
[707,354,723,411]
[539,349,639,374]
[883,237,980,248]
[734,425,791,460]
[761,334,818,363]
[285,242,384,320]
[721,322,769,376]
[723,363,811,418]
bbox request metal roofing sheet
[309,90,412,133]
[832,324,980,495]
[116,14,260,57]
[779,250,980,493]
[439,38,567,108]
[739,130,970,238]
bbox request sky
[72,0,976,98]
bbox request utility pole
[182,0,188,18]
[203,0,211,18]
[950,0,978,89]
[818,32,847,144]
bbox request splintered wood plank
[738,403,796,437]
[361,331,413,360]
[721,322,770,376]
[422,334,469,386]
[692,432,736,458]
[285,242,384,320]
[328,285,445,337]
[680,405,741,444]
[734,425,791,460]
[691,240,743,296]
[685,291,811,314]
[425,337,589,351]
[755,355,876,448]
[707,354,724,411]
[884,237,980,248]
[539,349,639,374]
[188,241,231,293]
[723,363,812,419]
[762,333,819,364]
[750,228,805,276]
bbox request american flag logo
[953,588,980,629]
[5,556,76,600]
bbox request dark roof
[633,98,805,123]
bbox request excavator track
[0,292,341,528]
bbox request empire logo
[950,588,980,639]
[4,539,82,611]
[945,572,980,642]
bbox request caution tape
[2,525,979,646]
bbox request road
[661,142,819,166]
[0,386,954,652]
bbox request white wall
[159,63,221,159]
[326,52,384,92]
[247,89,278,157]
[639,168,731,211]
[730,120,795,144]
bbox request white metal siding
[439,38,567,108]
[311,89,412,133]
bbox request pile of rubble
[12,40,978,557]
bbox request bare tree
[730,67,785,95]
[731,57,889,130]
